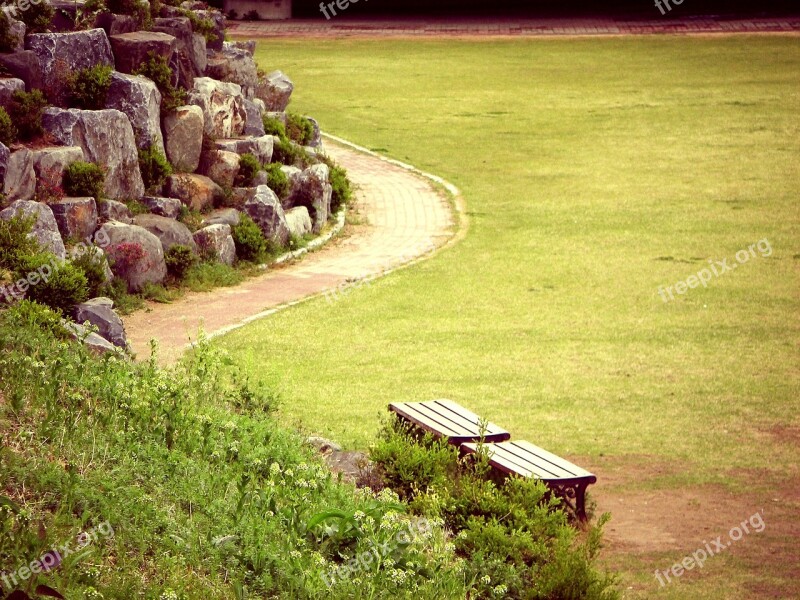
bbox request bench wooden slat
[461,441,596,484]
[389,400,510,444]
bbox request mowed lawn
[220,36,799,598]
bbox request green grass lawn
[218,35,799,598]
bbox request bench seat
[389,399,511,445]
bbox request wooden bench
[461,440,596,522]
[388,399,511,445]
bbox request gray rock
[73,297,127,348]
[7,18,24,51]
[50,197,98,242]
[202,207,240,227]
[0,78,25,107]
[255,70,293,112]
[0,200,66,259]
[151,17,199,89]
[230,186,255,208]
[193,223,235,265]
[30,146,84,188]
[42,108,145,200]
[244,185,289,247]
[98,199,132,224]
[285,206,312,239]
[95,12,139,36]
[133,213,198,254]
[109,31,177,75]
[191,33,207,74]
[63,320,123,356]
[251,170,269,186]
[69,245,114,283]
[0,142,8,182]
[141,196,183,219]
[188,77,247,139]
[290,164,332,234]
[204,150,239,188]
[105,72,164,154]
[25,29,114,100]
[193,9,225,51]
[3,149,35,202]
[0,51,43,92]
[207,42,258,95]
[242,98,265,137]
[306,116,322,148]
[95,221,167,292]
[215,135,273,165]
[164,174,223,212]
[163,104,204,173]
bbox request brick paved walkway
[228,16,800,37]
[123,139,456,364]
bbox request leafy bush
[231,213,266,262]
[234,153,260,187]
[15,253,89,315]
[17,0,55,33]
[63,161,106,200]
[70,246,109,298]
[67,64,113,110]
[370,417,621,600]
[7,90,47,141]
[272,137,311,168]
[0,214,40,272]
[286,112,315,146]
[164,244,196,279]
[0,106,16,145]
[177,7,218,44]
[133,51,187,113]
[138,144,173,193]
[262,115,286,138]
[318,154,354,214]
[106,0,149,26]
[262,163,289,199]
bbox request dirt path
[123,138,457,364]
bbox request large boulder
[202,207,240,227]
[30,146,84,188]
[242,98,265,137]
[25,29,114,100]
[306,116,322,148]
[0,78,25,107]
[98,200,132,224]
[105,72,164,155]
[3,149,35,202]
[151,17,202,89]
[204,150,239,188]
[6,18,24,51]
[42,108,145,200]
[187,77,246,139]
[193,10,225,51]
[0,200,66,259]
[191,33,207,74]
[193,223,235,265]
[255,70,293,112]
[133,213,197,253]
[109,31,177,75]
[206,42,258,96]
[141,196,182,219]
[289,164,332,233]
[0,51,44,92]
[50,197,98,242]
[95,221,167,292]
[215,135,273,164]
[285,206,312,239]
[63,320,122,356]
[164,174,223,212]
[95,13,139,36]
[163,104,204,173]
[73,297,127,349]
[244,185,289,247]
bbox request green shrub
[234,153,260,187]
[138,144,173,193]
[63,161,106,200]
[15,253,89,315]
[0,106,16,146]
[262,163,289,199]
[318,155,353,214]
[67,64,113,110]
[8,90,47,141]
[177,7,218,44]
[183,261,244,291]
[262,115,286,138]
[272,137,311,168]
[0,214,39,272]
[17,0,55,33]
[70,247,109,298]
[133,51,187,113]
[106,0,149,26]
[286,112,315,146]
[231,213,267,263]
[164,244,196,279]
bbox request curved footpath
[123,138,458,364]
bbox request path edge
[190,134,467,349]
